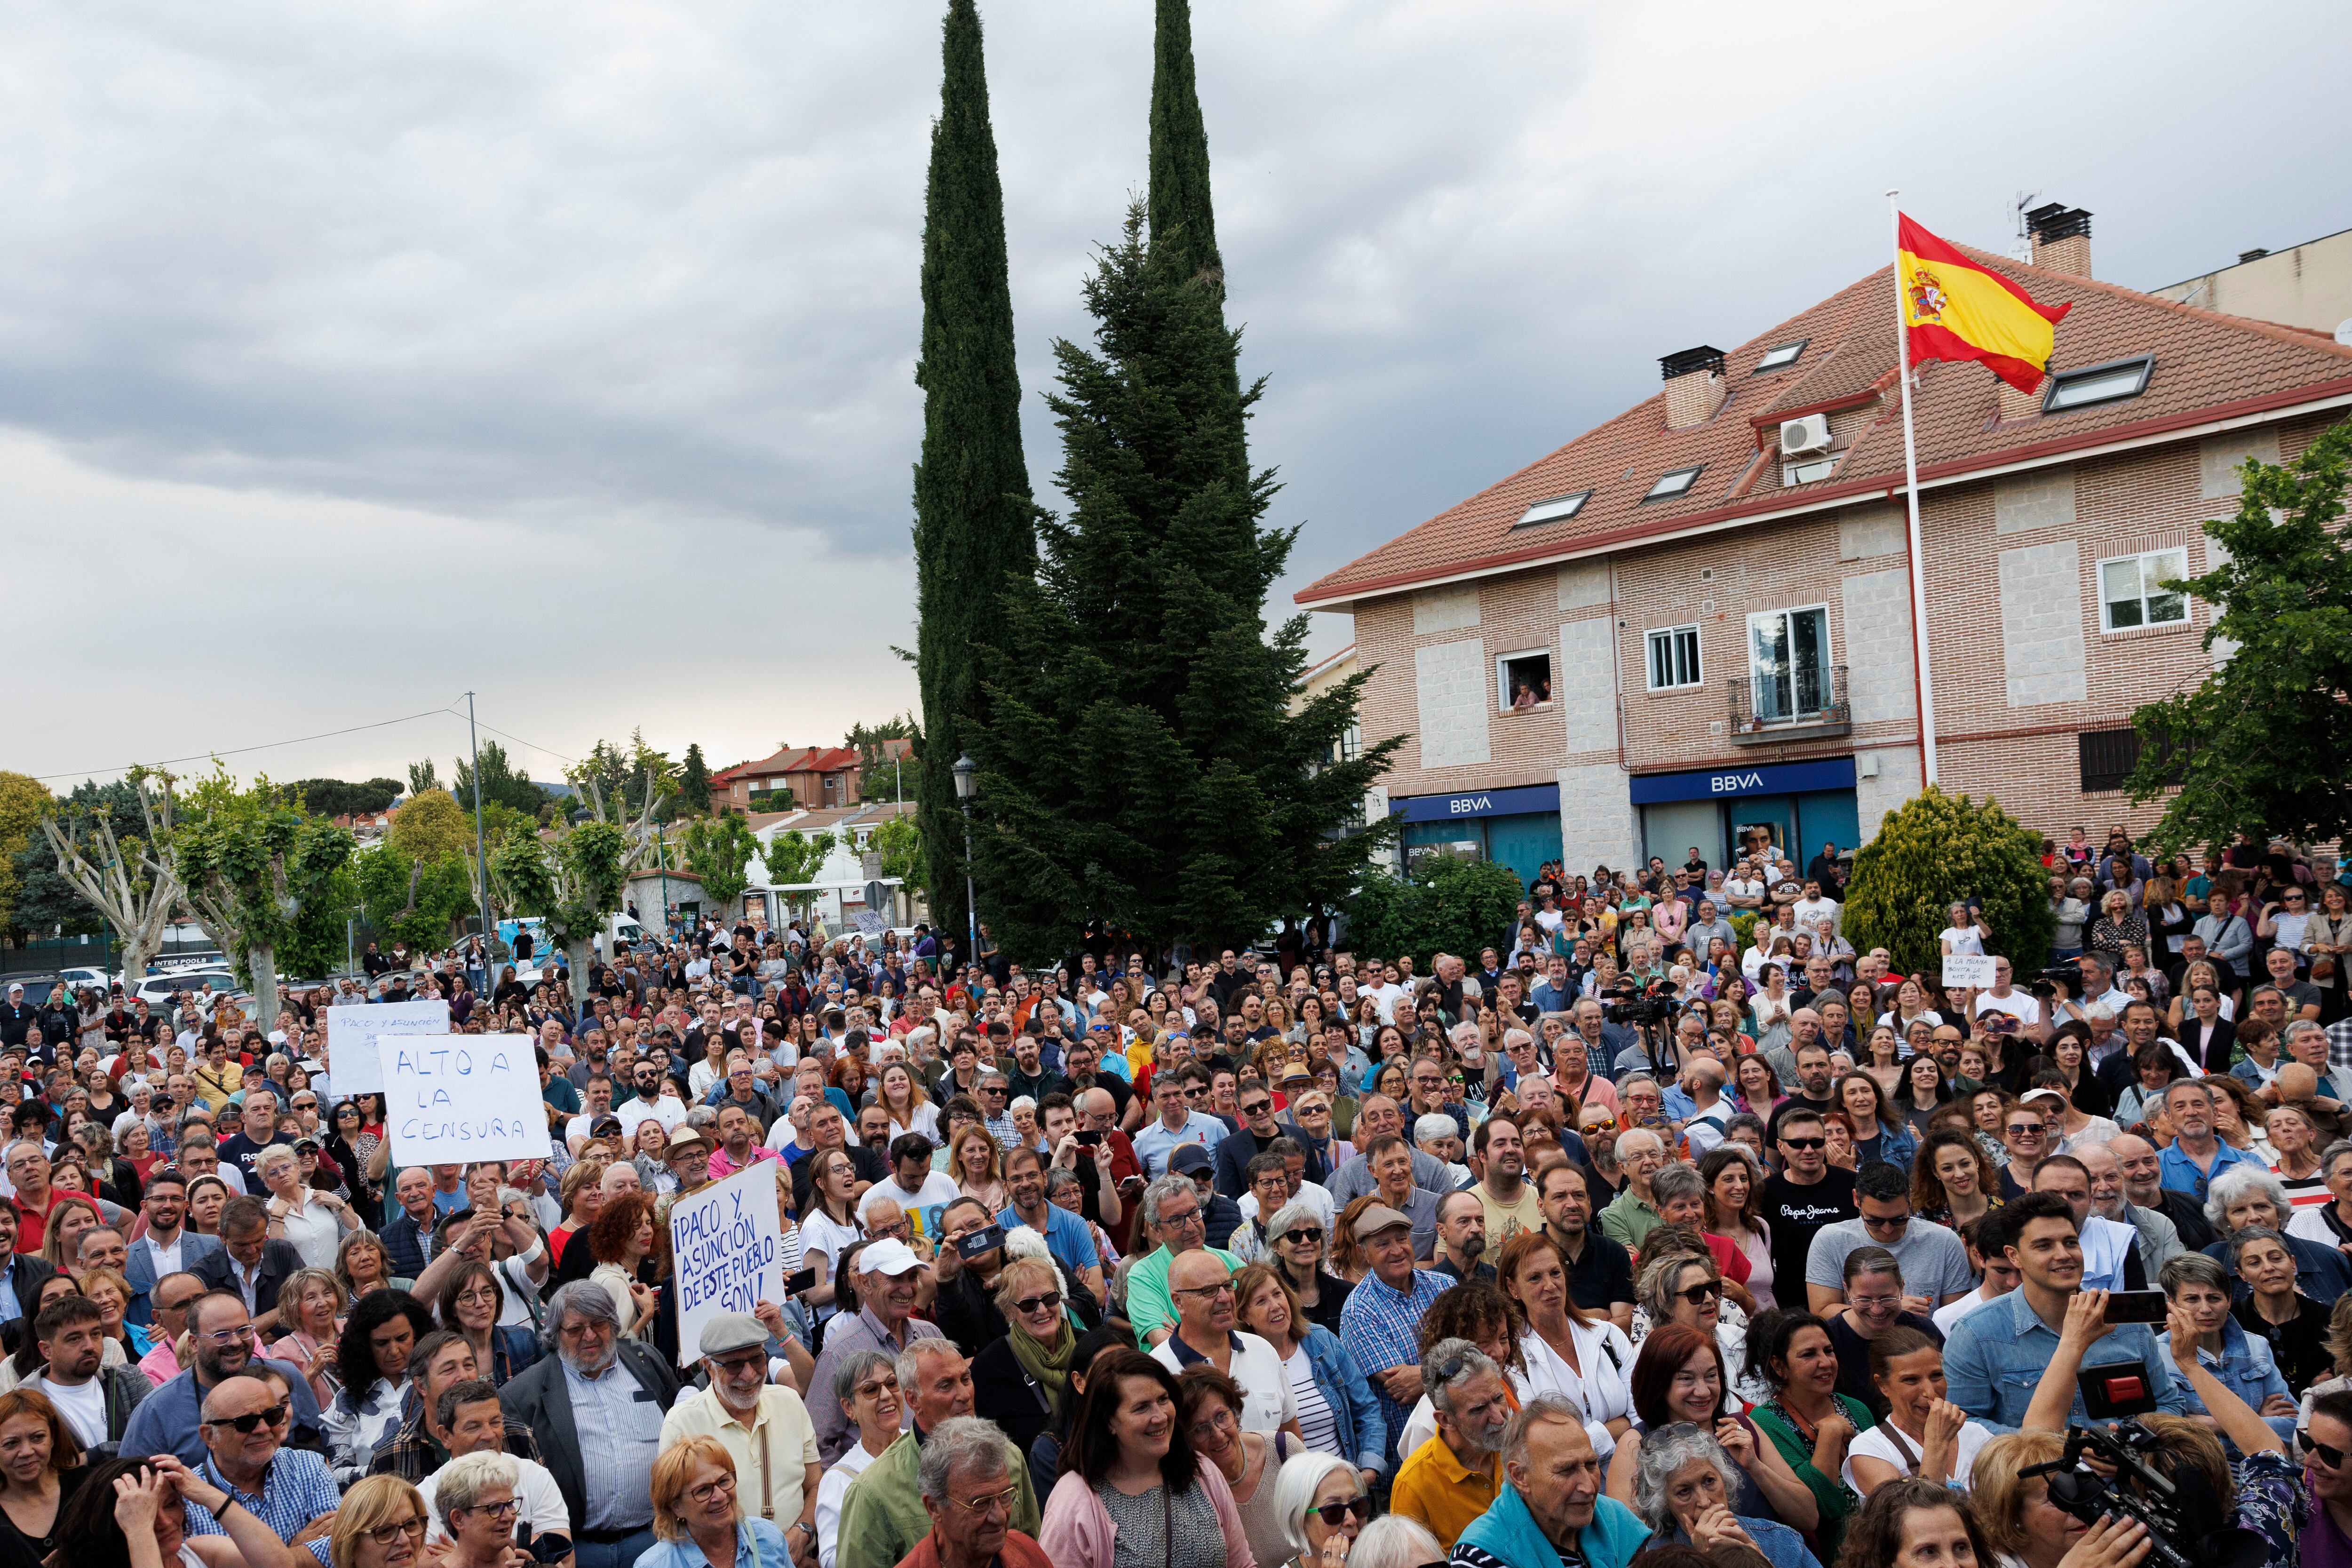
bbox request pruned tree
[171,768,356,1032]
[493,768,661,1001]
[38,768,186,987]
[678,812,758,912]
[353,844,475,954]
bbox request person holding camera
[1942,1193,2189,1432]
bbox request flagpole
[1888,189,1940,788]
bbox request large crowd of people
[0,822,2347,1568]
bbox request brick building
[1298,207,2352,885]
[709,745,866,812]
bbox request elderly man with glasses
[120,1289,328,1464]
[498,1281,685,1568]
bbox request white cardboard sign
[326,1001,451,1097]
[1941,954,1998,988]
[669,1158,788,1366]
[384,1034,552,1165]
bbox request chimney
[2025,203,2093,279]
[2238,247,2270,265]
[1659,345,1726,430]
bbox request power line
[32,704,465,784]
[465,720,577,769]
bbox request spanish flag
[1897,215,2071,393]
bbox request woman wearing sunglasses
[972,1258,1081,1456]
[1270,1451,1367,1568]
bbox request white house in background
[741,800,920,932]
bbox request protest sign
[384,1034,552,1165]
[669,1158,788,1366]
[326,1001,451,1096]
[1941,954,1997,988]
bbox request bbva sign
[1709,773,1768,794]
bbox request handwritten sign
[1941,954,1998,989]
[385,1034,552,1165]
[326,1001,451,1097]
[669,1159,788,1367]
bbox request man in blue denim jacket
[1943,1192,2189,1432]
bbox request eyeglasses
[1187,1407,1236,1441]
[1011,1291,1062,1315]
[952,1483,1020,1518]
[1312,1496,1374,1527]
[2005,1123,2045,1137]
[367,1519,429,1547]
[1675,1281,1724,1305]
[1280,1227,1325,1244]
[1239,1100,1272,1117]
[1862,1211,1911,1233]
[461,1496,523,1519]
[199,1324,259,1347]
[2301,1430,2349,1468]
[202,1401,290,1433]
[1174,1279,1236,1299]
[1159,1206,1203,1229]
[1849,1293,1903,1312]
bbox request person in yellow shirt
[1388,1337,1512,1550]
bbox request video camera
[2017,1418,2265,1568]
[2028,959,2082,999]
[1601,977,1679,1027]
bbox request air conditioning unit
[1779,414,1831,455]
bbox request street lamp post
[952,754,978,971]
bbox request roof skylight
[1754,339,1809,372]
[2043,356,2154,414]
[1514,491,1593,528]
[1643,465,1704,502]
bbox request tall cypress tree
[1147,0,1222,292]
[911,0,1032,958]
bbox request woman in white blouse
[1499,1230,1636,1457]
[259,1143,361,1270]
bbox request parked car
[132,971,245,1009]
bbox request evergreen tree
[911,0,1033,952]
[1149,0,1222,291]
[677,744,714,818]
[970,204,1398,957]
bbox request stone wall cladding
[1557,618,1619,752]
[1413,584,1482,635]
[1855,745,1925,842]
[1414,638,1492,768]
[1995,466,2077,535]
[1840,568,1916,725]
[1559,761,1634,869]
[1996,540,2088,706]
[2201,429,2280,499]
[1340,412,2326,844]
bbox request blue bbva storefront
[1630,757,1860,873]
[1393,783,1561,887]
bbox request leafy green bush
[1346,855,1526,970]
[1729,911,1761,954]
[1843,787,2053,978]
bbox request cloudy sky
[8,1,2346,793]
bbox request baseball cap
[698,1313,771,1358]
[1351,1203,1414,1242]
[1168,1145,1214,1177]
[2019,1087,2069,1108]
[858,1238,923,1276]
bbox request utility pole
[465,692,494,953]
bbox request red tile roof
[1297,245,2352,607]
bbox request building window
[2098,547,2190,631]
[1644,465,1704,502]
[1746,605,1832,718]
[1754,339,1809,372]
[1645,626,1702,690]
[2078,729,2140,792]
[1337,724,1363,763]
[1514,491,1592,528]
[2044,356,2154,414]
[1783,456,1837,486]
[1497,651,1553,711]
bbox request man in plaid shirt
[1338,1201,1450,1471]
[179,1371,341,1546]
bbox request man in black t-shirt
[215,1091,294,1187]
[1759,1108,1859,1296]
